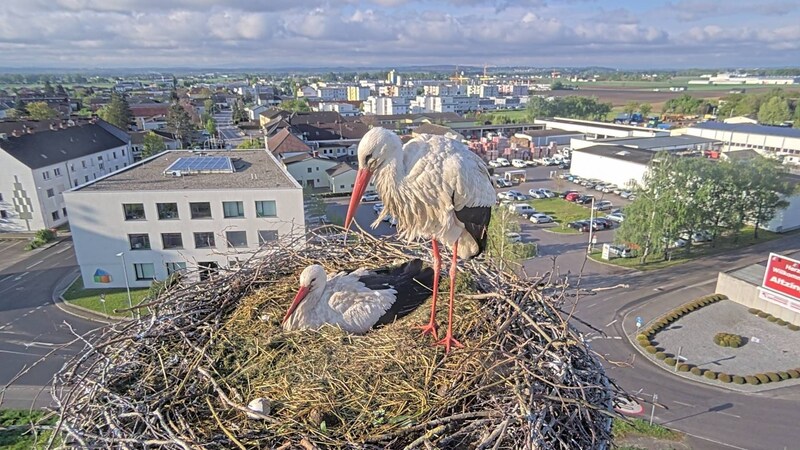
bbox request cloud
[0,0,798,68]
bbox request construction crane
[480,65,493,82]
[450,66,470,84]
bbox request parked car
[612,187,625,195]
[601,184,618,193]
[524,160,538,166]
[361,192,380,202]
[663,237,688,248]
[575,195,596,205]
[591,218,613,230]
[559,173,573,179]
[488,160,503,168]
[509,204,536,216]
[608,245,634,258]
[568,220,591,232]
[496,158,511,167]
[494,178,512,188]
[628,194,637,201]
[571,177,584,184]
[593,200,613,211]
[539,189,556,198]
[619,191,633,199]
[373,202,384,214]
[605,212,625,222]
[511,159,527,168]
[560,189,579,198]
[529,213,553,224]
[506,232,522,243]
[528,188,552,199]
[558,161,571,169]
[680,230,713,243]
[565,192,582,202]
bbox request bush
[690,367,703,376]
[767,372,781,383]
[745,376,760,385]
[664,357,677,366]
[636,334,648,341]
[757,311,769,318]
[777,319,788,326]
[747,308,761,314]
[35,228,56,242]
[756,373,770,384]
[767,316,779,323]
[732,376,745,384]
[655,352,666,360]
[787,369,800,379]
[778,372,790,381]
[677,364,690,372]
[645,346,657,354]
[788,324,800,331]
[714,332,743,348]
[704,371,718,380]
[718,374,732,383]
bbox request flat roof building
[683,122,800,165]
[63,150,305,289]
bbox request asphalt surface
[0,239,98,409]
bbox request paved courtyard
[651,300,800,390]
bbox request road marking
[55,244,73,254]
[605,319,617,327]
[585,302,597,309]
[25,260,43,269]
[673,400,695,407]
[716,411,741,419]
[13,271,29,281]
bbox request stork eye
[365,154,373,163]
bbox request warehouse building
[535,117,669,139]
[682,122,800,164]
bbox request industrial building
[63,150,305,289]
[682,122,800,165]
[535,117,669,139]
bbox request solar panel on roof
[164,156,234,174]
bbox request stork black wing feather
[453,200,492,259]
[350,259,434,328]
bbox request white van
[496,158,510,167]
[511,159,527,168]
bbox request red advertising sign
[762,253,800,302]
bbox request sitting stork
[282,259,434,334]
[345,128,494,352]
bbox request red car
[565,192,582,202]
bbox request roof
[722,149,761,161]
[129,130,179,145]
[517,128,584,138]
[289,111,344,125]
[543,117,660,133]
[74,150,297,192]
[0,119,73,136]
[281,153,312,164]
[326,162,355,177]
[261,108,289,120]
[413,123,456,136]
[0,122,127,169]
[266,128,312,155]
[129,103,169,118]
[572,145,655,166]
[291,122,369,141]
[598,135,719,150]
[692,122,800,139]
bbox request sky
[1,0,799,70]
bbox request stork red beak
[345,168,373,231]
[282,286,310,325]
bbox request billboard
[762,253,800,302]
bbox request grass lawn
[613,418,682,441]
[62,277,150,318]
[590,226,781,271]
[0,409,57,449]
[478,109,529,122]
[528,198,595,234]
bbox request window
[42,171,51,180]
[82,160,87,168]
[84,175,89,183]
[157,203,179,220]
[113,151,117,158]
[198,261,219,281]
[51,211,60,220]
[166,262,186,275]
[99,163,105,170]
[134,263,155,281]
[122,149,126,156]
[97,156,103,161]
[307,167,312,173]
[0,193,3,201]
[225,231,247,248]
[123,203,146,220]
[62,207,67,217]
[0,210,7,219]
[115,165,119,171]
[255,200,276,218]
[223,201,245,218]
[46,188,55,198]
[190,202,212,219]
[129,233,151,250]
[70,164,75,172]
[258,230,278,245]
[194,232,215,248]
[54,168,61,176]
[161,233,183,249]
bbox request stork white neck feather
[282,265,329,330]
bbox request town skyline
[1,0,799,69]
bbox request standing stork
[282,259,435,333]
[345,128,495,352]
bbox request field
[62,277,150,318]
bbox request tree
[26,101,59,120]
[205,117,217,137]
[237,138,264,149]
[794,104,800,129]
[13,99,27,117]
[639,103,653,118]
[742,156,793,238]
[141,131,166,158]
[279,98,311,112]
[97,92,132,130]
[757,96,791,125]
[203,99,215,115]
[623,101,639,118]
[43,80,55,96]
[550,80,564,90]
[166,102,193,146]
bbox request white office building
[63,150,305,289]
[0,120,131,232]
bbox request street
[213,110,262,148]
[0,239,97,409]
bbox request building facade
[63,150,305,289]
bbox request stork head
[282,265,326,325]
[346,127,402,230]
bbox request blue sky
[0,0,798,69]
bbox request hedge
[677,364,690,372]
[718,374,731,383]
[645,346,658,354]
[757,311,769,318]
[788,324,800,331]
[777,319,788,326]
[704,371,718,380]
[655,352,666,360]
[713,332,743,348]
[788,369,800,379]
[745,376,760,385]
[747,308,761,314]
[732,376,745,384]
[767,316,779,323]
[767,372,781,382]
[690,367,703,376]
[756,374,770,384]
[664,357,677,366]
[778,372,790,381]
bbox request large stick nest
[52,227,615,449]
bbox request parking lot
[0,239,32,272]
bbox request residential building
[362,96,410,115]
[347,86,371,101]
[423,85,465,96]
[378,85,416,97]
[0,120,131,232]
[285,156,340,189]
[63,150,305,289]
[326,163,376,194]
[267,128,312,157]
[130,131,181,160]
[315,102,360,117]
[315,85,349,101]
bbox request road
[0,239,97,409]
[213,110,262,148]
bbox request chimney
[311,150,319,158]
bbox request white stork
[282,259,435,334]
[344,128,495,352]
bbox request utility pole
[587,197,596,254]
[649,393,658,426]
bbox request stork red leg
[415,239,440,340]
[436,239,464,353]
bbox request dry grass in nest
[52,227,615,449]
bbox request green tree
[742,156,793,238]
[205,117,217,137]
[794,104,800,128]
[757,96,791,125]
[43,80,55,96]
[485,207,536,269]
[237,138,264,149]
[639,103,653,118]
[26,101,59,119]
[97,92,132,130]
[166,102,193,145]
[550,80,564,90]
[623,101,639,118]
[141,131,166,158]
[279,98,311,112]
[203,99,215,115]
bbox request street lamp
[587,197,596,254]
[116,252,134,318]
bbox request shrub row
[25,228,57,250]
[639,294,728,342]
[679,367,800,386]
[747,309,800,331]
[713,332,744,348]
